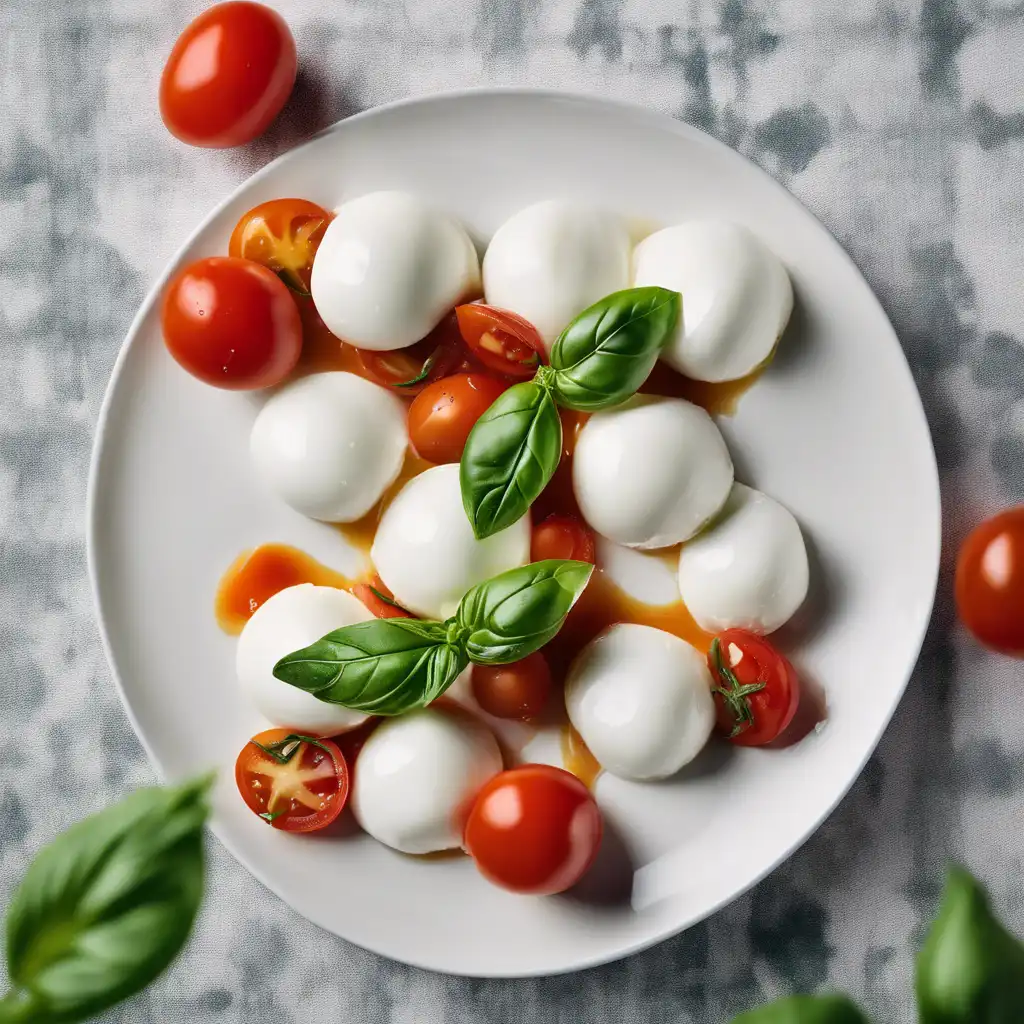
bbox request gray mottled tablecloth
[2,0,1023,1020]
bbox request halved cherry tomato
[956,506,1024,655]
[160,2,297,148]
[235,728,349,832]
[408,373,508,463]
[229,198,331,295]
[471,652,552,721]
[707,630,799,746]
[161,256,302,389]
[455,304,544,378]
[351,578,413,619]
[531,514,597,564]
[355,314,468,396]
[464,765,602,895]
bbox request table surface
[2,0,1023,1020]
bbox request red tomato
[531,514,597,564]
[162,256,302,389]
[355,314,468,396]
[235,728,349,832]
[455,305,544,378]
[160,2,297,148]
[956,506,1024,654]
[351,578,413,619]
[471,653,552,721]
[229,198,331,294]
[408,373,507,463]
[464,765,602,895]
[707,630,799,746]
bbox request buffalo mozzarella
[250,372,407,523]
[311,191,480,350]
[572,396,734,549]
[677,483,809,634]
[482,200,630,352]
[352,706,502,854]
[370,463,530,619]
[236,584,371,735]
[565,623,715,781]
[633,221,793,382]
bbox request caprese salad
[164,190,809,897]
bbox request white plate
[87,90,940,977]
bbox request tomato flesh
[355,314,469,395]
[471,653,552,720]
[456,304,544,378]
[351,578,413,619]
[408,373,508,463]
[531,514,597,564]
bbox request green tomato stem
[709,637,766,738]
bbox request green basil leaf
[549,286,681,411]
[460,380,562,539]
[916,866,1024,1023]
[3,777,210,1023]
[457,559,593,664]
[731,995,870,1023]
[273,617,467,715]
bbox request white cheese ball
[250,372,407,523]
[482,200,630,353]
[236,584,371,736]
[565,623,715,781]
[352,706,502,854]
[371,463,530,619]
[678,483,809,634]
[311,191,480,350]
[633,221,793,382]
[573,395,734,549]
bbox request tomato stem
[368,586,410,613]
[394,352,438,388]
[249,733,330,765]
[709,638,766,738]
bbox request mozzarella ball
[250,372,407,522]
[565,623,715,781]
[352,706,502,854]
[236,584,371,735]
[633,221,793,382]
[311,191,480,350]
[483,201,630,352]
[573,396,734,549]
[678,483,809,634]
[371,464,530,619]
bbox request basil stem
[731,995,870,1023]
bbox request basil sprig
[459,286,681,538]
[274,559,593,715]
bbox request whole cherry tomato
[162,256,302,389]
[471,652,552,720]
[160,2,297,148]
[531,514,597,564]
[455,304,544,378]
[408,373,508,463]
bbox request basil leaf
[731,995,870,1023]
[273,617,467,715]
[549,286,681,411]
[4,777,210,1023]
[456,559,593,664]
[460,380,563,539]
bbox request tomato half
[235,729,349,832]
[229,198,331,295]
[708,630,799,746]
[162,256,302,389]
[355,314,468,395]
[408,373,508,463]
[471,652,552,721]
[455,305,544,378]
[956,506,1024,655]
[160,1,297,148]
[351,578,413,619]
[531,514,597,564]
[464,765,602,895]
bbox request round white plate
[88,90,940,977]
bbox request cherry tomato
[162,256,302,389]
[464,765,602,895]
[531,514,597,564]
[354,314,468,396]
[235,728,349,832]
[707,630,799,746]
[160,2,297,148]
[408,374,507,463]
[956,506,1024,655]
[471,652,552,721]
[455,304,544,378]
[229,198,331,295]
[351,578,413,619]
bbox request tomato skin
[531,515,597,564]
[160,2,297,148]
[351,579,413,619]
[956,507,1024,655]
[471,653,552,720]
[162,256,302,389]
[708,630,799,746]
[235,728,348,832]
[408,374,508,463]
[456,304,544,378]
[464,765,602,895]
